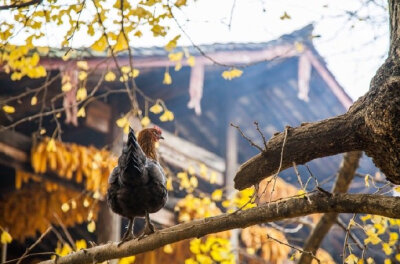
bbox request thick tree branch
[0,0,42,10]
[298,151,362,264]
[39,193,400,264]
[234,114,364,190]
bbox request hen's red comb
[153,125,162,133]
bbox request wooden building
[0,24,377,263]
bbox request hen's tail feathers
[118,127,147,186]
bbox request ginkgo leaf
[175,0,187,7]
[211,189,223,201]
[77,107,86,117]
[91,36,108,52]
[78,71,87,81]
[87,221,96,233]
[163,72,172,85]
[168,52,183,62]
[75,240,87,250]
[163,244,173,254]
[166,177,173,191]
[119,256,136,264]
[165,35,181,52]
[77,61,89,70]
[141,116,151,127]
[187,56,195,67]
[116,116,128,127]
[149,103,163,114]
[76,87,87,101]
[222,68,243,80]
[344,254,358,264]
[62,82,72,92]
[1,231,12,244]
[105,71,116,81]
[31,96,38,105]
[114,32,129,53]
[160,110,174,121]
[2,105,15,113]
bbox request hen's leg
[118,218,134,246]
[138,211,156,240]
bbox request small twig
[16,227,52,264]
[266,234,320,264]
[336,217,364,251]
[3,253,58,264]
[53,213,76,251]
[253,121,268,149]
[0,0,42,10]
[342,214,356,263]
[227,0,237,30]
[230,123,263,152]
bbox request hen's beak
[159,136,164,140]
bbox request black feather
[107,127,167,219]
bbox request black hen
[107,126,167,243]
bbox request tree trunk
[234,0,400,190]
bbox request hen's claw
[118,218,135,247]
[137,212,156,240]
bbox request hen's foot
[137,213,156,240]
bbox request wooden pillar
[225,110,239,261]
[97,98,122,247]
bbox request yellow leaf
[175,0,187,7]
[129,69,140,78]
[149,103,163,114]
[394,186,400,193]
[87,221,96,233]
[77,61,89,70]
[62,82,72,92]
[174,62,182,71]
[384,259,392,264]
[187,56,195,67]
[159,110,174,122]
[190,176,198,188]
[71,200,77,209]
[121,66,130,74]
[40,128,46,135]
[1,231,12,244]
[116,116,128,127]
[165,35,181,52]
[31,96,38,106]
[163,244,173,254]
[382,242,393,255]
[210,171,217,184]
[297,189,306,198]
[76,87,87,101]
[91,36,108,52]
[367,257,374,264]
[141,116,150,127]
[222,68,243,80]
[61,203,70,212]
[2,105,15,113]
[163,71,172,85]
[119,256,135,264]
[75,240,87,250]
[77,107,86,118]
[123,123,130,135]
[396,254,400,261]
[280,11,291,20]
[212,189,223,201]
[114,32,129,53]
[345,254,358,264]
[360,214,371,222]
[78,71,87,81]
[246,248,255,254]
[105,71,116,82]
[189,238,201,254]
[46,138,57,152]
[187,166,195,175]
[168,52,183,62]
[389,232,399,245]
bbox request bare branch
[16,226,52,264]
[38,193,400,264]
[0,0,42,10]
[230,123,263,152]
[298,151,362,264]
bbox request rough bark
[38,193,400,264]
[234,0,400,190]
[298,151,362,264]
